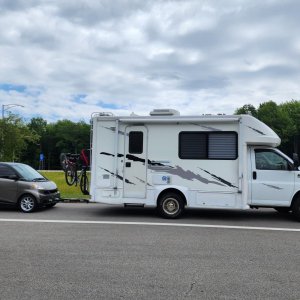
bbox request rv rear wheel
[158,193,184,219]
[292,196,300,221]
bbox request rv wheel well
[291,191,300,207]
[157,189,187,206]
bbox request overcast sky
[0,0,299,122]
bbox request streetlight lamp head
[2,103,25,119]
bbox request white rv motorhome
[90,109,300,220]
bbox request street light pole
[2,103,24,118]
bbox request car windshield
[13,164,47,181]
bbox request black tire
[80,173,89,195]
[157,192,184,219]
[60,153,67,171]
[292,196,300,221]
[65,165,76,186]
[19,194,37,213]
[274,207,291,214]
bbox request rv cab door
[123,126,148,198]
[250,147,294,206]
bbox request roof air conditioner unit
[150,109,180,116]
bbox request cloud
[0,0,299,122]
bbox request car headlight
[31,183,44,190]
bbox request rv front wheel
[158,193,184,219]
[292,196,300,221]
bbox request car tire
[157,192,184,219]
[19,194,37,213]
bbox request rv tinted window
[179,131,237,160]
[129,131,143,154]
[179,132,207,159]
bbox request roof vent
[150,109,180,116]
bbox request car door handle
[126,162,131,168]
[253,171,257,180]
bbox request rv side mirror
[293,153,299,169]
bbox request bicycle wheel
[60,153,67,171]
[80,172,89,195]
[65,165,76,186]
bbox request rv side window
[255,150,289,170]
[179,131,237,160]
[209,133,237,159]
[129,131,143,154]
[179,132,207,159]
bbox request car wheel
[19,195,37,213]
[158,192,184,219]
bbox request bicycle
[60,151,89,195]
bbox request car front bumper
[38,192,61,205]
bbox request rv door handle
[253,171,257,180]
[126,162,131,168]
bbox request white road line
[0,218,300,232]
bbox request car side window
[255,150,289,170]
[0,165,16,178]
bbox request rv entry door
[123,126,148,198]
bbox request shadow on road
[89,204,297,224]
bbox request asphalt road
[0,203,300,300]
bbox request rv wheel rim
[21,197,35,212]
[163,198,179,214]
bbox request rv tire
[292,196,300,221]
[158,192,184,219]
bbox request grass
[40,171,90,200]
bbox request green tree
[235,104,258,118]
[235,100,300,156]
[280,100,300,156]
[0,114,38,162]
[258,101,295,138]
[39,120,90,169]
[22,117,48,168]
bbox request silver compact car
[0,162,60,212]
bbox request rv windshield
[13,164,47,181]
